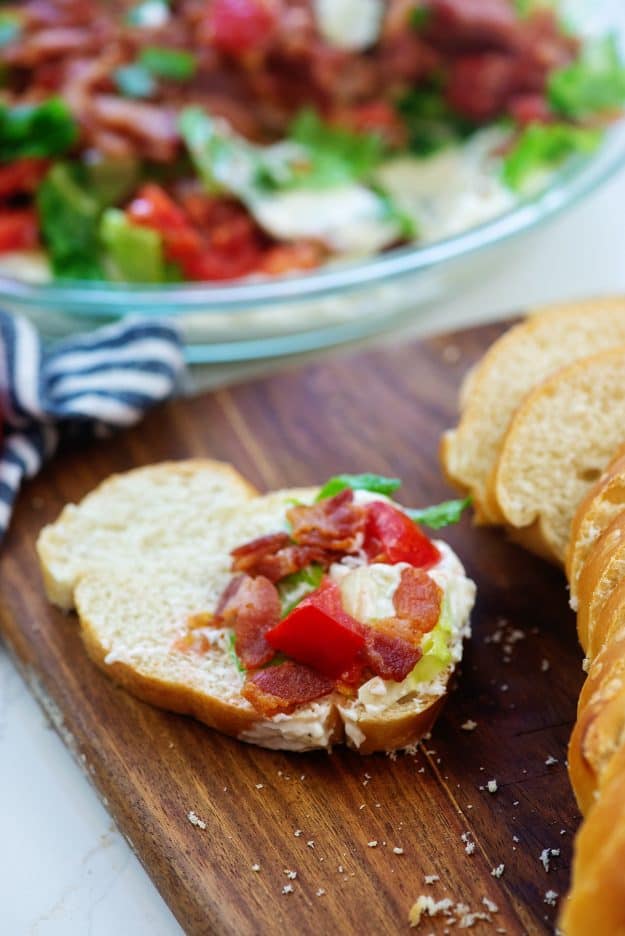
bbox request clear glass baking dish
[1,1,624,363]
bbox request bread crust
[440,297,625,526]
[566,446,625,606]
[575,512,625,655]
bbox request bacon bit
[364,628,421,682]
[242,661,335,716]
[187,611,215,630]
[217,574,280,668]
[231,532,328,582]
[287,489,365,553]
[172,630,212,654]
[393,567,443,638]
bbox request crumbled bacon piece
[231,532,291,571]
[242,661,335,716]
[393,566,443,636]
[230,531,330,581]
[364,629,422,682]
[217,574,280,668]
[425,0,520,53]
[287,489,365,553]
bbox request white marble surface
[2,164,625,935]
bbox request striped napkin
[0,310,185,540]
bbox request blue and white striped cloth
[0,311,185,540]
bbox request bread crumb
[465,842,475,855]
[393,847,404,855]
[408,896,454,927]
[544,890,559,907]
[307,840,315,848]
[512,835,519,843]
[251,864,260,872]
[316,888,326,897]
[487,779,498,794]
[545,755,558,766]
[255,783,264,789]
[282,885,294,895]
[187,811,207,830]
[491,864,505,878]
[368,841,378,848]
[424,875,439,885]
[540,848,560,872]
[338,865,344,873]
[294,829,303,837]
[284,869,297,880]
[461,720,478,731]
[541,658,550,672]
[457,911,491,928]
[482,897,498,913]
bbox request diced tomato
[364,501,441,568]
[334,101,407,148]
[0,159,49,199]
[0,210,39,254]
[265,579,365,678]
[206,0,278,55]
[126,183,263,281]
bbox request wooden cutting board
[0,320,583,935]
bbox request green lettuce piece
[407,497,471,530]
[100,208,165,282]
[0,98,77,162]
[549,34,625,119]
[316,473,402,501]
[408,591,454,684]
[396,86,476,157]
[37,164,104,280]
[502,122,601,191]
[139,46,197,81]
[227,631,246,674]
[278,564,324,617]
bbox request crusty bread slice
[440,297,625,524]
[39,466,475,753]
[573,513,625,654]
[568,628,625,815]
[492,347,625,565]
[566,446,625,609]
[37,460,256,610]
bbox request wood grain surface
[0,321,583,935]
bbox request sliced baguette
[560,741,625,935]
[568,628,625,815]
[39,465,475,753]
[567,446,625,609]
[37,460,257,610]
[441,297,625,523]
[493,347,625,565]
[574,512,625,655]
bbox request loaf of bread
[37,461,476,754]
[567,445,625,610]
[440,298,625,524]
[493,347,625,564]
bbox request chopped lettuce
[278,564,324,617]
[139,46,198,81]
[396,86,476,157]
[408,590,454,683]
[316,473,402,501]
[502,122,601,191]
[0,98,77,162]
[407,497,471,530]
[548,35,625,119]
[227,631,245,674]
[37,164,104,280]
[100,208,165,282]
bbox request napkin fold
[0,310,185,540]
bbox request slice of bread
[492,347,625,565]
[573,513,625,655]
[38,463,476,753]
[440,297,625,524]
[36,460,257,610]
[567,446,625,609]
